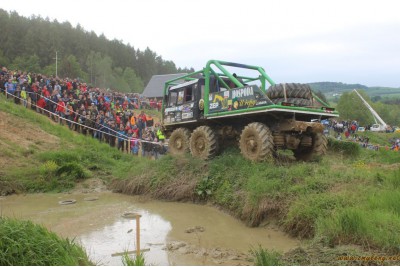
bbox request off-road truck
[161,60,338,161]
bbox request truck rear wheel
[190,126,219,160]
[239,122,274,162]
[169,128,191,155]
[294,133,327,161]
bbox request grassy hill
[1,94,400,265]
[309,82,400,102]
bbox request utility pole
[55,51,58,78]
[90,58,92,85]
[53,51,59,78]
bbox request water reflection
[79,210,172,266]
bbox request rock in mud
[163,241,187,251]
[185,225,205,233]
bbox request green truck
[161,60,339,161]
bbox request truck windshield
[168,91,177,107]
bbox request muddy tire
[239,122,274,162]
[294,133,327,161]
[270,97,312,107]
[58,199,76,205]
[169,128,191,155]
[267,83,312,100]
[189,126,219,160]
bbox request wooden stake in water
[136,214,142,255]
[111,213,149,257]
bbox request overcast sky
[2,0,400,87]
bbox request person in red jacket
[131,124,139,137]
[37,96,46,114]
[66,80,72,91]
[42,86,51,99]
[56,97,66,125]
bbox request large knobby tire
[271,98,312,107]
[168,128,191,155]
[267,83,312,100]
[239,122,274,162]
[190,126,219,160]
[294,133,327,161]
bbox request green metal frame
[162,59,338,121]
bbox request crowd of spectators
[0,66,167,159]
[322,118,399,151]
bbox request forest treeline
[309,82,369,93]
[0,9,194,93]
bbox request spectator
[21,86,27,108]
[117,124,126,152]
[5,78,15,99]
[155,124,165,143]
[138,110,147,138]
[146,114,154,128]
[14,85,21,105]
[130,132,140,155]
[37,95,46,114]
[55,96,66,125]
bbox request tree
[10,54,41,73]
[374,101,400,126]
[123,67,144,93]
[336,90,374,125]
[60,55,87,81]
[0,48,10,67]
[42,64,56,77]
[96,55,113,89]
[371,95,382,102]
[0,9,191,89]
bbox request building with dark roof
[142,73,186,99]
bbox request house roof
[142,73,186,98]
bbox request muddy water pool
[0,192,298,265]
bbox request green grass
[249,245,282,266]
[122,252,146,266]
[327,138,361,157]
[0,217,92,265]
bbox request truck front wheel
[239,122,274,162]
[190,126,219,160]
[169,128,191,155]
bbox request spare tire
[271,98,312,107]
[267,83,313,100]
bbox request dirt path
[0,111,60,169]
